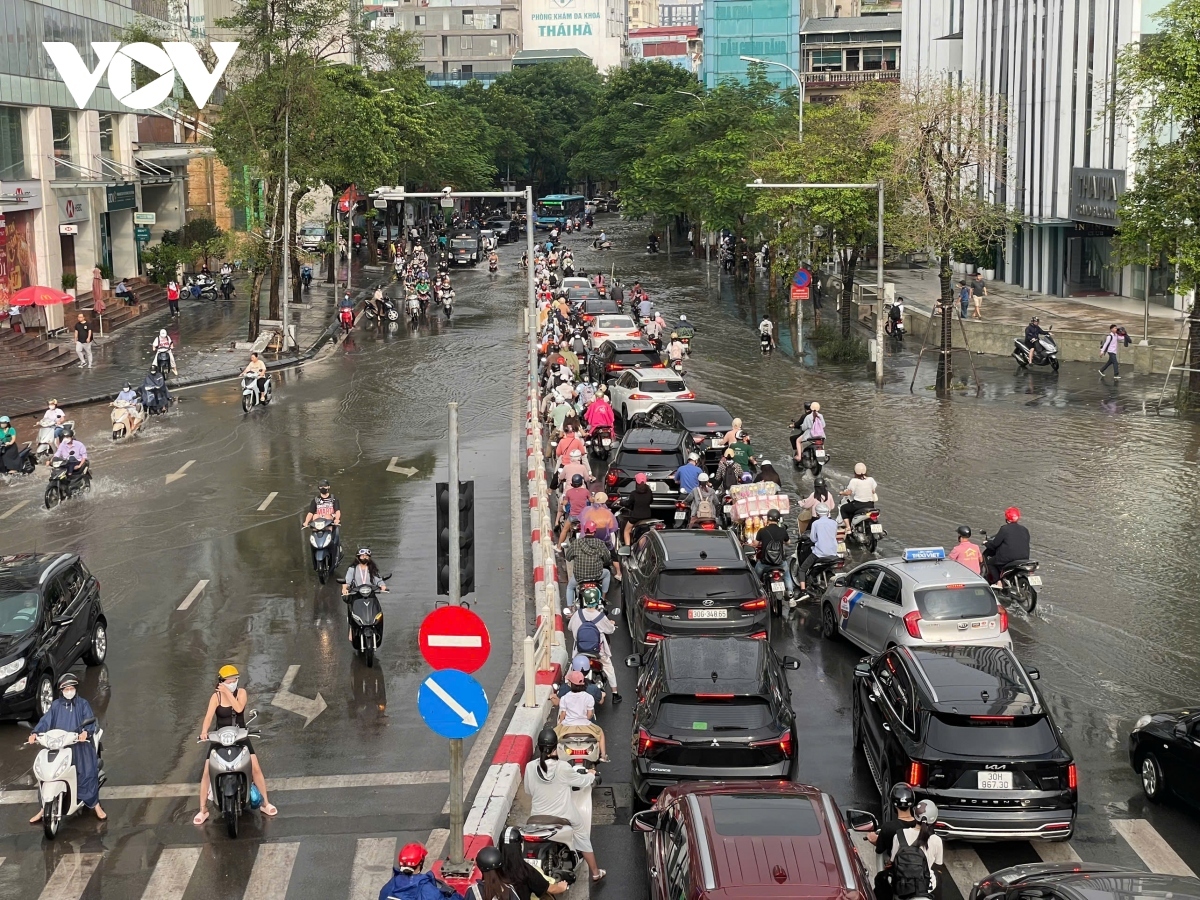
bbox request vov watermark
[43,42,239,111]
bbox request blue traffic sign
[418,668,489,739]
[792,269,811,288]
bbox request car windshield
[708,795,822,837]
[915,586,998,620]
[656,570,758,600]
[656,696,774,732]
[451,239,476,249]
[615,448,682,471]
[0,591,40,636]
[925,714,1060,756]
[637,378,686,393]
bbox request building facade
[902,0,1178,307]
[521,0,626,74]
[629,0,661,27]
[628,24,703,72]
[660,3,703,26]
[701,0,801,89]
[798,13,900,99]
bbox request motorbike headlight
[0,657,24,679]
[1133,714,1153,732]
[50,753,71,779]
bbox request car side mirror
[51,615,74,628]
[630,809,663,834]
[831,574,847,587]
[844,808,879,833]
[1175,721,1188,737]
[854,661,871,678]
[782,656,801,671]
[617,545,631,559]
[626,654,643,668]
[1025,666,1040,681]
[609,607,621,617]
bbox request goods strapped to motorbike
[728,482,790,545]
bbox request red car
[631,781,875,900]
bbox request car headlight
[4,677,27,696]
[1133,714,1153,732]
[0,658,24,679]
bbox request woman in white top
[890,800,943,894]
[524,727,605,882]
[840,462,879,522]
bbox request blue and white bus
[535,194,587,229]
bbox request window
[44,578,68,620]
[664,831,691,900]
[459,35,473,51]
[708,795,821,836]
[876,572,902,605]
[845,49,860,71]
[915,587,998,620]
[98,114,116,161]
[488,37,502,56]
[809,49,843,72]
[60,563,86,600]
[462,10,473,25]
[415,13,426,25]
[846,566,879,594]
[863,48,899,71]
[0,106,27,179]
[51,108,74,178]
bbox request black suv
[853,644,1076,841]
[626,636,800,804]
[971,865,1200,900]
[484,217,516,242]
[604,428,687,524]
[631,401,736,470]
[0,554,108,720]
[588,339,662,384]
[620,528,769,645]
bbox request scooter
[847,507,884,553]
[343,579,388,668]
[885,302,905,340]
[442,292,454,320]
[189,275,217,301]
[339,306,354,334]
[554,724,600,766]
[0,441,37,474]
[300,265,313,289]
[517,759,597,883]
[592,239,612,251]
[220,273,235,301]
[587,426,614,461]
[241,372,273,412]
[670,357,684,376]
[760,332,773,354]
[200,710,262,838]
[488,256,499,275]
[45,457,91,509]
[35,418,70,460]
[155,349,174,378]
[407,295,421,326]
[111,399,145,440]
[787,536,847,601]
[647,238,659,254]
[980,531,1041,612]
[795,437,829,477]
[29,716,106,839]
[306,518,341,584]
[1013,329,1060,372]
[381,296,400,323]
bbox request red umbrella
[9,285,75,307]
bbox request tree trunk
[288,188,304,308]
[247,269,265,341]
[839,247,859,338]
[1188,282,1200,395]
[767,247,777,300]
[365,215,379,266]
[937,251,954,389]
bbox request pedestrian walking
[1099,324,1126,379]
[957,280,971,318]
[167,280,180,315]
[91,265,104,308]
[73,313,94,368]
[970,271,987,318]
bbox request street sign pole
[526,186,535,335]
[446,400,465,868]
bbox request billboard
[523,0,624,73]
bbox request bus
[535,194,587,229]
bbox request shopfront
[1067,167,1124,296]
[103,181,138,281]
[0,180,42,320]
[56,193,90,280]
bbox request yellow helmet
[218,665,240,679]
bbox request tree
[874,80,1017,387]
[1114,0,1200,394]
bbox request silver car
[817,547,1013,653]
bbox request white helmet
[854,462,867,476]
[815,504,830,517]
[159,329,168,338]
[914,799,938,826]
[679,314,688,321]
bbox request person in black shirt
[868,782,917,900]
[1023,317,1050,365]
[621,473,656,546]
[754,510,795,594]
[73,313,94,368]
[983,506,1031,584]
[498,827,568,900]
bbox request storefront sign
[523,0,623,72]
[106,182,137,211]
[59,194,89,223]
[1070,167,1125,226]
[0,180,44,213]
[59,224,79,235]
[133,211,156,225]
[134,225,152,242]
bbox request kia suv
[603,428,688,524]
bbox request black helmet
[58,672,79,690]
[318,479,331,492]
[536,726,559,755]
[124,382,132,391]
[476,846,503,873]
[890,782,916,811]
[571,474,584,487]
[957,525,972,538]
[61,425,74,438]
[767,509,781,522]
[814,477,827,491]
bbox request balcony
[800,69,900,87]
[426,71,502,87]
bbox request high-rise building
[521,0,626,74]
[629,0,661,27]
[701,0,801,89]
[659,3,703,26]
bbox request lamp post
[740,55,804,142]
[674,90,704,103]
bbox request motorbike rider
[715,448,744,491]
[793,401,825,462]
[797,476,841,534]
[194,664,277,825]
[27,673,105,823]
[729,430,756,472]
[1024,316,1050,365]
[754,509,795,594]
[303,479,342,560]
[115,383,138,404]
[343,548,388,596]
[795,504,839,601]
[675,314,695,342]
[948,526,983,575]
[377,842,464,900]
[41,399,66,440]
[621,472,656,546]
[371,287,386,319]
[558,669,608,762]
[0,416,15,452]
[556,473,593,548]
[867,783,918,900]
[840,463,878,522]
[524,727,605,883]
[759,315,776,349]
[152,328,177,375]
[51,426,88,475]
[665,333,686,367]
[498,826,570,899]
[983,507,1031,586]
[685,472,718,525]
[564,520,613,603]
[568,588,621,705]
[242,352,268,399]
[721,417,744,447]
[556,424,587,464]
[890,800,943,895]
[673,452,704,495]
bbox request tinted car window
[656,697,774,731]
[0,591,40,635]
[615,448,683,471]
[638,378,687,393]
[61,563,85,598]
[708,795,822,836]
[915,586,998,620]
[877,572,902,604]
[666,640,760,683]
[44,579,67,618]
[656,571,758,600]
[925,715,1061,756]
[847,566,880,593]
[613,350,660,366]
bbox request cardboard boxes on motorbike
[729,482,789,522]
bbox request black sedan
[971,864,1200,900]
[1130,706,1200,806]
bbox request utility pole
[446,400,464,867]
[280,105,292,351]
[875,182,884,387]
[526,187,535,333]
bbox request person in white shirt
[557,670,606,761]
[890,799,943,894]
[840,462,879,522]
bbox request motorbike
[155,349,174,377]
[200,710,262,838]
[442,292,454,320]
[677,334,692,356]
[300,265,313,289]
[339,306,354,334]
[885,303,905,340]
[342,578,388,668]
[760,332,773,354]
[517,759,597,884]
[846,507,884,553]
[647,239,659,254]
[787,536,847,601]
[0,441,37,474]
[407,295,421,326]
[980,532,1040,612]
[189,275,217,301]
[307,517,341,584]
[592,239,612,251]
[111,399,145,440]
[670,357,684,376]
[1013,329,1060,371]
[793,437,829,477]
[220,273,235,301]
[554,724,600,766]
[587,426,614,461]
[28,716,106,839]
[241,372,273,412]
[142,377,170,416]
[381,296,400,323]
[45,457,91,509]
[35,417,69,460]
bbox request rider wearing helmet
[152,328,177,374]
[564,521,614,613]
[665,332,686,364]
[840,462,878,522]
[567,580,620,704]
[753,509,794,594]
[498,826,570,899]
[793,401,826,462]
[115,382,138,403]
[27,673,105,824]
[948,525,982,575]
[675,313,695,341]
[303,480,343,561]
[343,548,387,594]
[983,507,1031,586]
[463,847,512,900]
[890,799,943,892]
[557,472,593,547]
[865,782,917,863]
[794,504,839,602]
[1024,316,1050,365]
[378,842,464,900]
[524,727,605,883]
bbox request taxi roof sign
[903,547,946,562]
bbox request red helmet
[397,843,427,870]
[1004,506,1021,523]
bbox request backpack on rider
[694,498,716,522]
[890,831,932,899]
[761,538,786,567]
[575,612,603,655]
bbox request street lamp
[632,101,649,107]
[674,90,703,102]
[740,55,804,141]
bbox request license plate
[815,450,826,458]
[837,541,847,554]
[870,523,883,533]
[1026,575,1042,586]
[649,481,667,492]
[770,582,785,593]
[978,771,1012,790]
[688,609,728,619]
[723,505,732,515]
[674,511,687,521]
[711,439,723,449]
[602,439,611,447]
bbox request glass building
[701,0,800,89]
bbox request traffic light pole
[446,400,466,869]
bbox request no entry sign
[419,605,491,673]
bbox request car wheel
[821,602,839,640]
[37,674,54,717]
[1141,753,1167,802]
[83,619,107,665]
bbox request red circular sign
[419,606,491,673]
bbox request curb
[438,333,568,893]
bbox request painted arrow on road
[271,665,327,727]
[386,458,418,477]
[166,460,195,484]
[423,674,479,727]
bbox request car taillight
[869,510,880,521]
[605,471,619,487]
[606,363,620,371]
[592,331,607,337]
[741,598,767,610]
[969,715,1015,722]
[638,448,663,453]
[644,632,664,643]
[998,606,1009,632]
[631,330,641,337]
[699,522,717,530]
[643,597,677,612]
[695,693,734,699]
[523,834,545,844]
[749,631,768,640]
[1067,763,1078,790]
[650,362,665,368]
[908,761,927,787]
[903,610,923,638]
[637,728,681,756]
[695,566,719,572]
[752,732,794,757]
[630,393,651,400]
[675,501,688,509]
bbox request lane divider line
[176,579,209,611]
[0,500,29,520]
[258,491,279,511]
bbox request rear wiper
[704,590,738,598]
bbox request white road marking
[1114,818,1196,876]
[349,838,397,900]
[428,635,484,648]
[0,500,29,520]
[257,491,279,511]
[0,770,449,805]
[37,852,102,900]
[165,460,195,484]
[1034,841,1082,863]
[242,842,299,900]
[177,579,209,611]
[386,458,418,476]
[426,828,449,861]
[943,846,991,899]
[271,664,327,727]
[140,847,201,900]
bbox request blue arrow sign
[418,668,489,739]
[792,269,811,288]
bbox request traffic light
[436,480,475,596]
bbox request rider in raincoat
[27,673,105,822]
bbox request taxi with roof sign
[816,547,1013,654]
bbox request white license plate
[978,771,1012,790]
[770,582,785,593]
[815,450,826,458]
[837,541,847,554]
[674,511,687,521]
[711,439,723,449]
[1026,575,1042,586]
[723,505,732,515]
[649,481,667,492]
[870,523,883,533]
[602,439,612,447]
[688,609,728,619]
